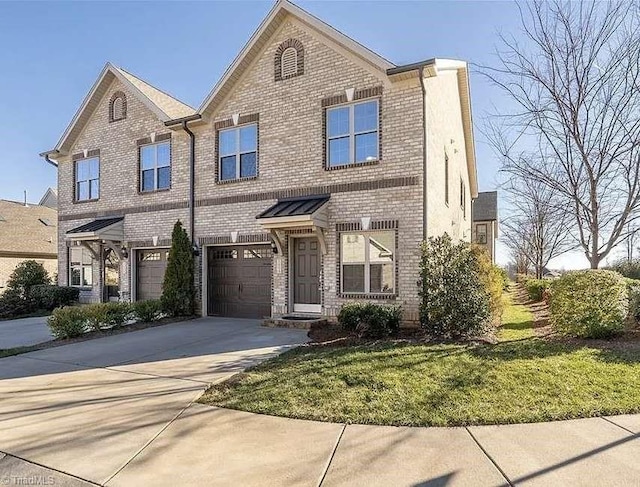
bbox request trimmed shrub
[627,282,640,323]
[418,234,491,339]
[132,300,163,323]
[525,279,550,302]
[471,245,505,324]
[48,306,88,339]
[161,221,195,316]
[5,260,50,300]
[30,285,79,311]
[84,303,111,332]
[550,270,628,338]
[0,288,30,319]
[609,259,640,280]
[338,302,402,338]
[103,302,132,328]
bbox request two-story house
[41,0,478,323]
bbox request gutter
[164,114,202,250]
[39,150,60,168]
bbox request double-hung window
[327,99,379,167]
[69,247,93,287]
[218,124,258,181]
[341,231,395,294]
[75,157,100,201]
[140,141,171,192]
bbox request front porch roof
[256,194,329,228]
[256,194,330,254]
[66,217,124,241]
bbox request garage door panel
[137,249,169,302]
[207,245,272,319]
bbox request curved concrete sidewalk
[0,317,638,486]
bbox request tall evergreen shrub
[161,221,195,316]
[418,234,491,339]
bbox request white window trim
[327,99,379,167]
[340,231,395,295]
[75,157,100,202]
[69,247,93,288]
[218,123,258,181]
[140,141,171,192]
[476,223,488,244]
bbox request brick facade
[54,13,474,321]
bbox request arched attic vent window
[109,91,127,122]
[274,39,304,81]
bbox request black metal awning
[67,217,124,234]
[256,195,330,219]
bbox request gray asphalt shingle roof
[472,191,498,222]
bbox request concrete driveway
[1,317,639,486]
[0,317,308,485]
[0,315,52,349]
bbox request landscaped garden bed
[200,289,640,427]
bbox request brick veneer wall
[55,18,472,323]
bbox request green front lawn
[199,292,640,426]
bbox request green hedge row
[48,300,164,339]
[549,270,629,338]
[338,302,402,338]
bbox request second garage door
[137,249,169,301]
[207,245,272,318]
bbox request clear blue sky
[0,0,595,268]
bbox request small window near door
[340,231,395,295]
[69,247,93,287]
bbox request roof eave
[389,59,477,198]
[198,0,395,118]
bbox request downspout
[164,114,201,251]
[183,120,196,249]
[40,150,60,168]
[418,66,428,241]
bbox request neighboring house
[472,191,498,262]
[39,187,58,209]
[40,0,478,323]
[0,196,57,291]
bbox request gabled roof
[199,0,394,117]
[472,191,498,222]
[38,187,58,209]
[48,63,195,155]
[0,200,57,257]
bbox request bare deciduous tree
[502,175,574,278]
[485,0,640,268]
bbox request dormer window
[274,39,304,81]
[109,91,127,122]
